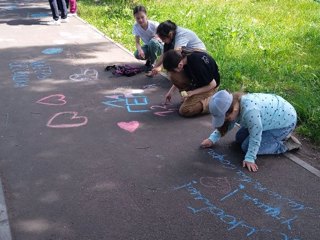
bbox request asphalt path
[0,0,319,239]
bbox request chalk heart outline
[117,121,140,133]
[36,94,67,106]
[47,112,88,128]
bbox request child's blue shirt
[209,93,297,163]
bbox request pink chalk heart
[47,111,88,128]
[117,121,140,133]
[36,94,67,106]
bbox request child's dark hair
[133,5,146,15]
[163,48,194,71]
[156,20,177,39]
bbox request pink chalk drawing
[150,104,178,117]
[117,121,140,133]
[199,177,232,194]
[36,94,67,106]
[47,111,88,128]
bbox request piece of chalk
[181,91,188,97]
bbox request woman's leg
[179,88,217,117]
[240,123,295,155]
[48,0,60,20]
[57,0,67,19]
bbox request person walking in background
[201,90,302,172]
[132,5,163,72]
[148,20,206,77]
[48,0,68,25]
[162,48,220,117]
[68,0,77,16]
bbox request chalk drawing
[30,13,49,18]
[207,149,312,212]
[220,184,245,201]
[69,68,98,82]
[9,62,30,87]
[31,61,52,80]
[174,180,302,240]
[117,121,140,133]
[150,104,178,117]
[41,48,63,55]
[142,84,158,89]
[199,177,232,194]
[9,61,52,87]
[242,193,298,230]
[36,94,67,106]
[102,94,150,113]
[47,112,88,128]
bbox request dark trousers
[49,0,67,20]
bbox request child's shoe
[284,134,302,151]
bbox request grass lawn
[77,0,320,143]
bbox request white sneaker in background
[68,13,77,16]
[61,17,69,23]
[47,19,61,25]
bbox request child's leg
[235,127,249,144]
[147,38,163,65]
[240,124,295,155]
[69,0,77,13]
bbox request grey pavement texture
[0,0,320,240]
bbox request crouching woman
[162,48,220,117]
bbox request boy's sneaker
[47,19,61,25]
[284,135,302,151]
[61,17,69,23]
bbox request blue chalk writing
[207,149,237,169]
[31,61,52,80]
[235,170,312,212]
[207,150,312,213]
[220,184,245,201]
[9,62,30,87]
[9,61,52,87]
[41,48,63,55]
[30,13,49,18]
[174,179,303,239]
[102,94,150,113]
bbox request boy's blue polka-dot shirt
[209,93,297,163]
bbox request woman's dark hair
[163,48,195,71]
[133,5,146,15]
[156,20,177,38]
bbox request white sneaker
[68,13,77,16]
[61,17,69,23]
[47,19,61,25]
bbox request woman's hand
[243,161,258,172]
[147,66,161,77]
[165,92,172,104]
[200,139,214,148]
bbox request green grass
[78,0,320,143]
